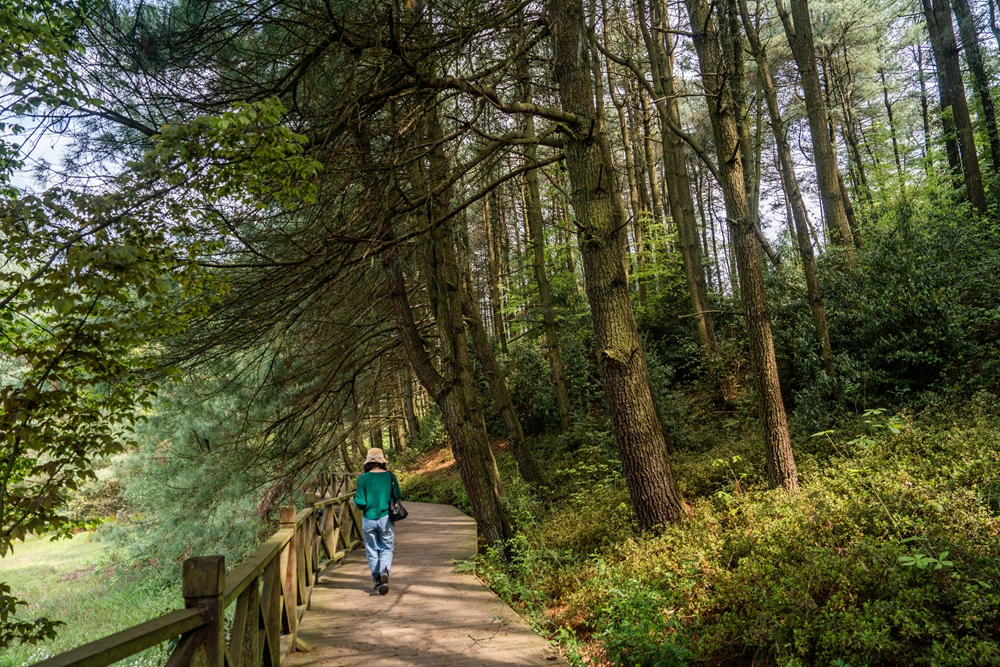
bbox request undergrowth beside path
[402,398,1000,666]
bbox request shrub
[747,207,1000,433]
[477,402,1000,667]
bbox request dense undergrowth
[402,397,1000,666]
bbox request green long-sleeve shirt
[354,470,401,520]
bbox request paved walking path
[292,502,567,667]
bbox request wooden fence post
[303,492,316,604]
[279,505,297,639]
[182,556,225,667]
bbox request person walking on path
[353,447,402,595]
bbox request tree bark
[522,59,573,432]
[684,0,800,490]
[878,58,905,181]
[545,0,689,527]
[460,291,545,489]
[737,0,835,380]
[916,44,935,174]
[638,0,720,360]
[776,0,855,256]
[401,364,421,438]
[952,0,1000,174]
[923,0,988,212]
[483,189,509,351]
[387,108,512,546]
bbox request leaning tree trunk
[923,0,988,212]
[545,0,688,527]
[738,0,835,379]
[684,0,800,490]
[385,108,513,546]
[776,0,855,257]
[384,253,512,545]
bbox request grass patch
[0,533,178,667]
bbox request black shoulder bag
[388,472,407,521]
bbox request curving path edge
[291,502,567,667]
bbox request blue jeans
[362,515,394,578]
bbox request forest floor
[0,533,177,667]
[398,399,1000,666]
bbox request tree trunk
[717,0,782,267]
[720,0,754,216]
[916,44,935,174]
[393,412,407,455]
[815,55,865,247]
[339,426,356,473]
[684,0,800,490]
[990,0,1000,51]
[639,89,665,231]
[555,169,583,294]
[368,393,383,449]
[607,62,648,304]
[878,60,905,181]
[460,291,545,489]
[385,254,512,545]
[387,109,512,546]
[484,189,509,351]
[927,19,964,177]
[693,163,716,291]
[952,0,1000,174]
[545,0,689,527]
[923,0,988,212]
[776,0,855,256]
[639,0,720,360]
[738,0,835,379]
[828,48,871,209]
[522,60,573,432]
[401,364,421,438]
[608,63,643,232]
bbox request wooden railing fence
[31,472,363,667]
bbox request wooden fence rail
[31,472,363,667]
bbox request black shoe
[372,580,381,593]
[378,570,389,595]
